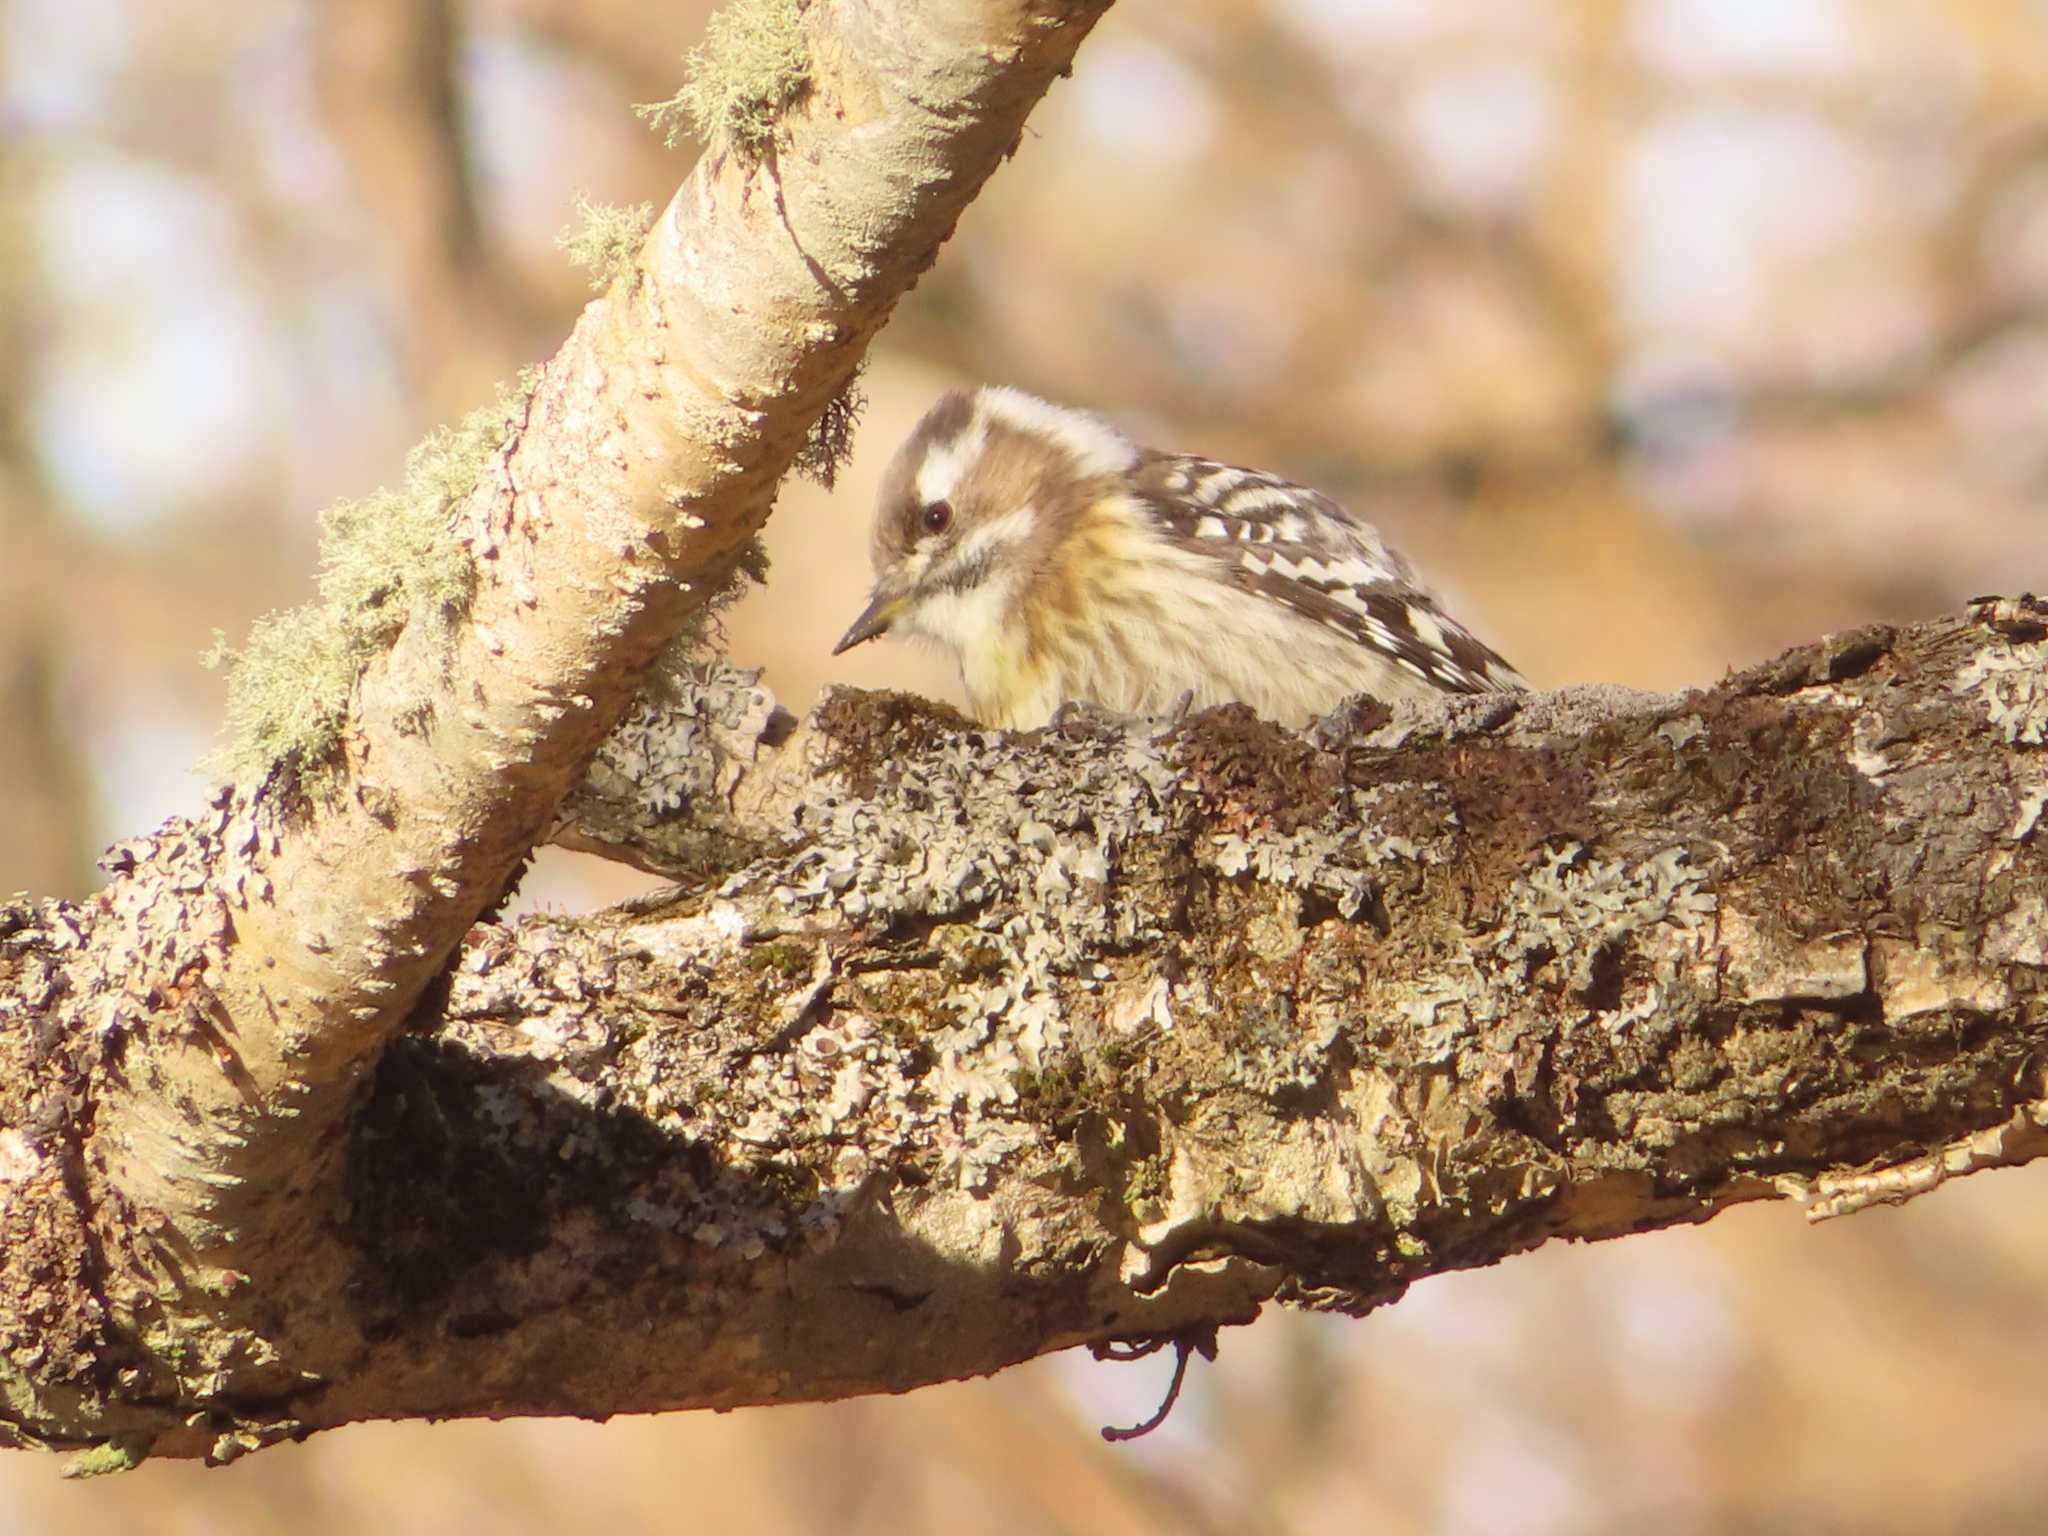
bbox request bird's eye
[921,501,953,536]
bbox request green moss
[556,194,655,294]
[875,1016,919,1047]
[936,928,1007,982]
[206,370,540,793]
[638,0,810,155]
[755,1159,821,1207]
[745,941,811,980]
[1125,1152,1167,1202]
[1014,1055,1116,1128]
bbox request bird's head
[831,386,1140,658]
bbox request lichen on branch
[4,600,2045,1459]
[637,0,811,155]
[556,195,657,294]
[203,370,538,792]
[793,362,866,490]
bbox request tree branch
[0,0,1114,1466]
[4,597,2042,1462]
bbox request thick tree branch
[6,0,1106,1441]
[3,598,2042,1462]
[0,0,1114,1467]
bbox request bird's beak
[831,586,906,656]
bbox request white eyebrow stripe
[973,386,1139,477]
[916,419,989,507]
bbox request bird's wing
[1134,453,1527,695]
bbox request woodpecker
[833,386,1525,728]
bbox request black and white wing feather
[1133,453,1526,696]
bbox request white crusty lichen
[761,712,1180,948]
[738,714,1183,1185]
[1210,781,1444,918]
[2012,782,2048,845]
[1226,999,1344,1096]
[572,708,1200,1199]
[450,919,908,1256]
[1956,642,2048,746]
[1489,842,1717,1031]
[676,698,1492,1199]
[573,659,779,822]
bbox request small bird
[832,387,1526,729]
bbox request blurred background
[4,0,2048,1530]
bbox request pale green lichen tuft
[61,1435,150,1479]
[208,604,359,786]
[556,194,655,293]
[206,369,541,791]
[794,366,867,491]
[637,0,810,155]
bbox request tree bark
[2,595,2044,1465]
[0,0,1114,1468]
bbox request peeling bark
[2,598,2042,1463]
